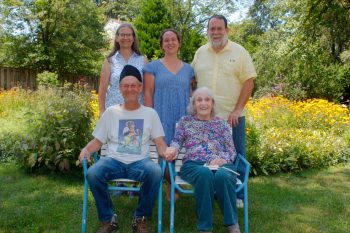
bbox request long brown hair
[107,24,142,61]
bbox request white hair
[187,87,217,117]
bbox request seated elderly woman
[166,87,241,233]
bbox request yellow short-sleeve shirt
[192,40,257,118]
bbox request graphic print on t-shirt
[117,119,144,154]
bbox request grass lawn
[0,163,349,233]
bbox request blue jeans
[232,116,246,199]
[180,161,238,231]
[86,156,162,222]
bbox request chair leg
[157,164,165,233]
[170,182,175,233]
[244,185,248,233]
[82,160,89,233]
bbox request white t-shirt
[93,105,165,164]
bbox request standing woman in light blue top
[144,29,194,200]
[99,23,147,116]
[143,29,194,145]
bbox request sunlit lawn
[0,163,349,233]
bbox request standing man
[192,15,257,204]
[79,65,168,233]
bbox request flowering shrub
[90,90,99,122]
[3,85,96,173]
[246,96,350,175]
[2,89,350,175]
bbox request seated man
[79,65,168,233]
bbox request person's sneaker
[131,216,151,233]
[236,198,244,208]
[96,214,118,233]
[227,223,241,233]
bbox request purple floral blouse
[170,115,237,163]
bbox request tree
[246,0,350,101]
[303,0,350,62]
[97,0,141,22]
[133,0,172,60]
[133,0,239,61]
[0,0,107,76]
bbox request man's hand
[164,147,177,161]
[209,158,227,166]
[228,109,241,127]
[79,148,91,163]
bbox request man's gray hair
[187,87,217,117]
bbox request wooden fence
[0,66,99,91]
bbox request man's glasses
[120,84,140,90]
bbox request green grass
[0,163,349,233]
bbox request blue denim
[232,116,246,199]
[180,161,238,231]
[86,156,162,222]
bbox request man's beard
[209,34,228,49]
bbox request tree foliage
[237,0,350,102]
[97,0,141,22]
[133,0,172,60]
[134,0,238,61]
[0,0,107,76]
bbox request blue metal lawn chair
[168,152,251,233]
[81,144,165,233]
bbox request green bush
[0,133,21,163]
[37,71,60,88]
[16,84,94,173]
[247,127,350,175]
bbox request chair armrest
[234,154,251,193]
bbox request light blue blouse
[144,60,194,144]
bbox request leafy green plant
[37,71,59,88]
[17,84,94,173]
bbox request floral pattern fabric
[170,115,237,163]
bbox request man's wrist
[83,147,90,154]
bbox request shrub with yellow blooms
[246,96,350,175]
[90,90,99,122]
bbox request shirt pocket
[219,59,235,77]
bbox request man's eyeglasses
[120,84,140,89]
